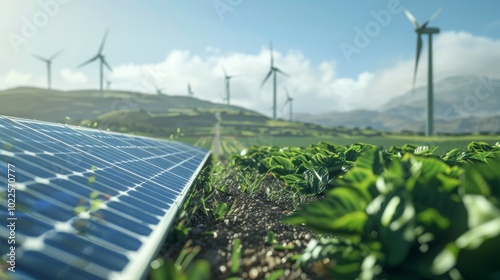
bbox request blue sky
[1,0,499,116]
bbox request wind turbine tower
[155,85,166,95]
[187,82,194,97]
[260,42,289,120]
[222,65,238,106]
[283,87,294,122]
[32,50,63,89]
[404,8,442,136]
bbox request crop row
[230,141,500,279]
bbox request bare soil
[160,174,326,279]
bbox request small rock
[249,267,259,279]
[244,248,256,257]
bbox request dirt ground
[161,175,326,279]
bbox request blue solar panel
[0,116,210,279]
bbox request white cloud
[3,31,499,117]
[61,69,88,84]
[105,31,500,116]
[0,70,31,89]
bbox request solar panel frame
[0,115,210,279]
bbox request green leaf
[462,155,500,205]
[88,175,96,185]
[266,230,276,245]
[303,166,330,194]
[265,269,284,280]
[354,147,385,175]
[73,206,87,214]
[90,199,103,212]
[417,208,450,230]
[283,187,368,242]
[413,145,439,156]
[273,155,295,170]
[467,141,493,153]
[281,174,306,189]
[431,242,459,276]
[3,142,13,150]
[186,260,211,280]
[462,195,500,229]
[89,191,100,199]
[214,202,228,221]
[231,238,242,274]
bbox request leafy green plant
[265,230,276,245]
[73,190,104,215]
[169,127,184,140]
[282,145,500,279]
[237,169,267,193]
[149,240,210,280]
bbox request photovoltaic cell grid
[0,116,210,279]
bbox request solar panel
[0,115,210,279]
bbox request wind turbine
[404,8,443,136]
[78,30,112,97]
[155,84,166,95]
[282,87,294,122]
[260,42,289,120]
[187,82,194,97]
[106,80,112,90]
[32,50,63,89]
[222,65,238,106]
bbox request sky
[1,0,499,117]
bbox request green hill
[0,87,243,123]
[0,87,384,140]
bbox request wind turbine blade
[32,54,48,62]
[427,7,443,23]
[98,30,109,54]
[420,8,443,29]
[404,9,419,29]
[49,49,63,61]
[275,68,289,77]
[102,58,113,71]
[269,41,274,67]
[412,34,423,92]
[282,100,289,109]
[78,55,99,68]
[284,87,290,99]
[260,70,273,88]
[222,65,227,77]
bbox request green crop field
[181,134,500,158]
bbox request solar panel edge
[109,150,211,280]
[2,116,204,150]
[0,115,212,279]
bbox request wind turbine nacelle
[421,27,440,34]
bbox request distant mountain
[297,75,500,133]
